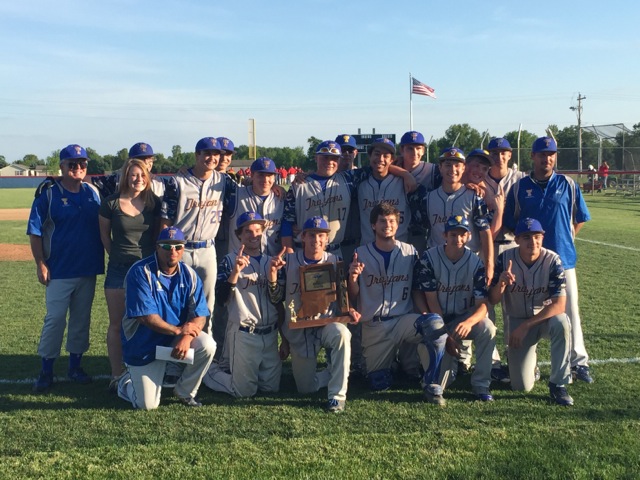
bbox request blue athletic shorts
[104,262,133,289]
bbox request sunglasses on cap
[317,147,341,155]
[158,243,184,251]
[66,161,88,170]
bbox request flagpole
[410,73,414,130]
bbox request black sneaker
[33,371,54,392]
[549,382,574,406]
[68,367,92,384]
[491,365,511,384]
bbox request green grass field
[1,190,639,479]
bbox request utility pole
[570,93,586,174]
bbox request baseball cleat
[33,370,54,392]
[423,384,446,406]
[326,398,346,413]
[571,365,593,384]
[175,392,203,407]
[491,365,511,384]
[472,387,494,402]
[549,382,574,406]
[68,367,92,384]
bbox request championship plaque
[288,261,351,329]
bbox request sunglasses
[446,216,469,228]
[158,244,184,251]
[317,147,341,155]
[66,161,88,170]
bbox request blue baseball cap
[60,144,89,163]
[217,137,235,154]
[467,148,492,165]
[438,147,466,162]
[400,131,426,146]
[129,142,154,159]
[335,134,357,150]
[195,137,222,152]
[316,140,342,157]
[444,215,471,233]
[236,211,267,230]
[515,218,545,236]
[532,136,557,153]
[250,157,277,174]
[302,216,331,233]
[157,226,186,244]
[487,137,512,151]
[368,137,396,155]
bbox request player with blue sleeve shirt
[28,144,104,393]
[117,227,216,410]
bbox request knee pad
[414,313,445,338]
[368,368,393,391]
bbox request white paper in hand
[155,346,195,364]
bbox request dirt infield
[0,209,32,261]
[0,244,32,261]
[0,208,30,221]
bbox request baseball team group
[26,130,593,411]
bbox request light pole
[570,93,586,175]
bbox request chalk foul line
[576,237,640,252]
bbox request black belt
[239,324,277,335]
[186,239,215,249]
[371,315,398,323]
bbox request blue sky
[1,0,639,162]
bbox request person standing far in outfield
[489,218,574,406]
[99,159,162,392]
[28,144,105,392]
[117,227,216,410]
[504,136,593,384]
[598,161,609,189]
[160,137,237,336]
[268,217,361,413]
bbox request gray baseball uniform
[358,175,410,246]
[162,169,235,329]
[418,246,496,390]
[423,185,491,253]
[202,252,281,397]
[354,240,425,376]
[225,185,284,256]
[275,250,351,402]
[492,247,571,391]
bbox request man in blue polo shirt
[504,136,593,383]
[28,144,104,392]
[117,226,216,409]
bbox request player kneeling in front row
[347,203,448,403]
[489,218,573,406]
[268,217,360,413]
[117,227,216,410]
[416,216,497,403]
[202,212,283,397]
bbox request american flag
[412,77,436,98]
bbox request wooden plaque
[288,261,351,329]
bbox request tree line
[3,123,640,174]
